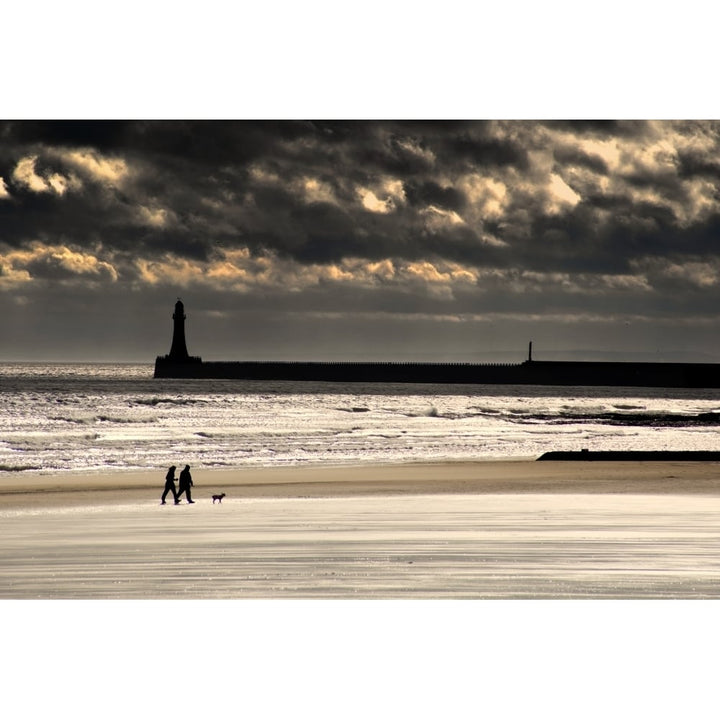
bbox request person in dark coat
[161,465,180,504]
[177,464,194,503]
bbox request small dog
[212,493,226,504]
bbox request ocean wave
[400,406,441,418]
[523,427,587,436]
[511,411,720,427]
[95,415,157,424]
[561,404,607,411]
[5,363,720,475]
[132,397,205,407]
[507,407,534,415]
[49,414,157,425]
[49,415,95,425]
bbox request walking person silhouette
[161,465,180,505]
[177,464,194,503]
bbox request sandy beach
[3,459,720,509]
[2,460,720,600]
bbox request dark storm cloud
[0,120,714,274]
[444,132,529,170]
[0,120,316,165]
[0,121,573,272]
[4,120,720,362]
[0,121,318,262]
[677,151,720,181]
[403,181,466,212]
[345,136,434,178]
[0,120,134,151]
[552,145,609,175]
[541,120,652,137]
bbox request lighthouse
[154,300,202,376]
[168,299,190,360]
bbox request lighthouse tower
[154,299,201,376]
[168,299,191,360]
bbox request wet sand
[2,460,720,600]
[5,460,719,717]
[2,459,720,510]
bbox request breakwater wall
[538,450,720,461]
[154,358,525,383]
[154,356,720,387]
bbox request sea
[2,362,720,477]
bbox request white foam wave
[4,363,720,476]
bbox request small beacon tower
[169,299,190,360]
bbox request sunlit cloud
[357,177,405,214]
[50,246,118,280]
[359,188,393,213]
[547,173,581,211]
[11,155,81,196]
[460,175,508,220]
[421,205,465,231]
[0,255,32,288]
[60,149,129,185]
[0,243,118,284]
[577,138,621,170]
[12,156,53,193]
[301,177,338,205]
[633,257,720,290]
[396,137,436,166]
[248,164,278,185]
[136,205,173,228]
[135,256,202,286]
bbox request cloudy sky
[3,119,720,363]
